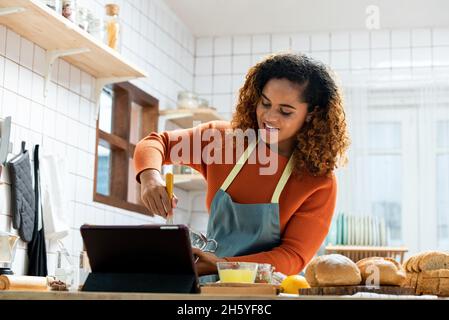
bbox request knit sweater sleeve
[133,120,230,183]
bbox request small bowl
[216,262,258,283]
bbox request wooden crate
[325,245,408,263]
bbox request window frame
[93,82,159,215]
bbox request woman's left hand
[192,248,226,276]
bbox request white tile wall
[311,33,330,51]
[291,33,310,52]
[331,32,350,51]
[271,34,290,52]
[214,56,232,75]
[233,36,251,55]
[193,27,449,125]
[232,55,252,75]
[252,34,271,54]
[214,37,232,55]
[350,31,370,50]
[0,0,197,277]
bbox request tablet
[80,224,200,293]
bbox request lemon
[280,275,310,294]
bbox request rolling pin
[165,172,174,224]
[0,275,48,291]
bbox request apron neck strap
[220,138,295,204]
[220,137,258,192]
[270,155,295,203]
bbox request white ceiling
[164,0,449,37]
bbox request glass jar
[76,6,89,31]
[255,264,274,284]
[61,0,76,22]
[88,15,104,42]
[177,91,199,109]
[43,0,60,12]
[198,97,209,109]
[105,4,120,50]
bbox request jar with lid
[104,4,120,50]
[88,14,104,42]
[43,0,60,12]
[61,0,76,22]
[197,97,210,109]
[177,91,199,109]
[76,6,89,31]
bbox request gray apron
[200,138,294,283]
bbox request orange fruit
[280,275,310,294]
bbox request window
[94,82,158,215]
[368,122,403,245]
[436,120,449,247]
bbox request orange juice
[218,269,256,283]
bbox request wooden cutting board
[201,283,280,295]
[299,285,416,296]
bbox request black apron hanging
[27,145,48,277]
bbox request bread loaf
[304,256,322,287]
[405,251,449,272]
[439,278,449,296]
[403,251,449,296]
[305,254,361,287]
[356,257,406,286]
[418,252,449,271]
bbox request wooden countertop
[0,290,447,300]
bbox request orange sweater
[134,121,337,275]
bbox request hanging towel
[7,142,35,243]
[40,154,69,241]
[27,145,48,277]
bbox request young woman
[134,53,350,278]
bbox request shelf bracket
[0,7,26,17]
[44,48,90,97]
[94,76,136,120]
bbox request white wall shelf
[0,0,146,79]
[173,174,206,191]
[0,0,146,117]
[160,107,222,192]
[159,108,224,129]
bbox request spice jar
[43,0,60,12]
[177,91,199,109]
[104,4,120,50]
[88,15,104,42]
[76,6,89,31]
[61,0,76,22]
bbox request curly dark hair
[231,52,350,177]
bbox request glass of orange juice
[217,262,258,283]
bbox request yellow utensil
[165,173,174,224]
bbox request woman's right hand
[139,169,178,218]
